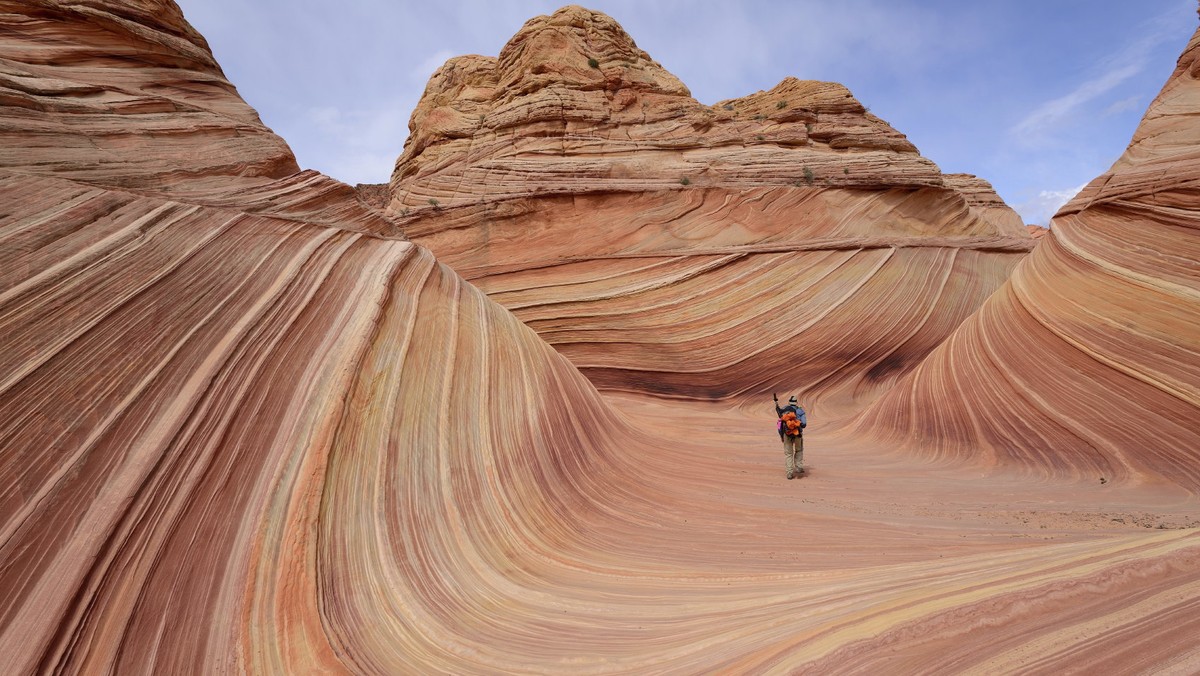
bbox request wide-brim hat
[788,396,797,403]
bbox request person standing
[774,393,807,479]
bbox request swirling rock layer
[0,167,630,672]
[857,22,1200,492]
[404,185,1031,409]
[0,0,397,235]
[391,6,1033,410]
[2,2,1199,674]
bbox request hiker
[774,393,807,479]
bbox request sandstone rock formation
[390,5,1033,411]
[3,2,1200,674]
[388,7,1017,217]
[0,0,396,234]
[943,172,1029,237]
[857,22,1200,492]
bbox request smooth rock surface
[857,22,1200,492]
[404,185,1032,409]
[392,5,1033,411]
[0,0,398,235]
[1,2,1198,674]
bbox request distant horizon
[177,0,1195,226]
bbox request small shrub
[802,167,815,185]
[776,100,787,110]
[752,113,766,121]
[755,134,765,141]
[400,208,410,217]
[723,103,735,111]
[679,177,691,186]
[843,167,849,175]
[587,57,600,69]
[428,198,440,207]
[805,123,814,133]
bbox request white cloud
[1104,95,1142,116]
[300,98,416,184]
[411,49,456,84]
[1014,63,1142,138]
[326,149,405,187]
[1016,183,1087,225]
[1012,5,1183,141]
[309,106,341,126]
[616,1,957,105]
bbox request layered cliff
[390,5,1032,410]
[388,6,1024,226]
[3,2,1200,673]
[0,0,396,234]
[857,22,1200,491]
[0,2,628,670]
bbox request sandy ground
[599,392,1200,569]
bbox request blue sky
[176,1,1195,225]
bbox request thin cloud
[305,99,414,184]
[176,0,1194,203]
[411,49,456,83]
[1014,63,1142,138]
[1104,95,1142,116]
[326,149,405,187]
[1013,6,1182,140]
[1016,183,1087,225]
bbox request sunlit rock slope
[857,21,1200,492]
[0,1,619,670]
[390,5,1034,412]
[2,2,1200,674]
[0,0,394,234]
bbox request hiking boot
[786,470,795,480]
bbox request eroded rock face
[404,186,1032,408]
[857,22,1200,491]
[0,2,617,671]
[4,2,1200,674]
[0,0,294,186]
[943,173,1029,237]
[391,4,1032,410]
[388,6,979,213]
[0,0,397,234]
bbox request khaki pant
[782,433,804,473]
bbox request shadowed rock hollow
[1,2,1199,673]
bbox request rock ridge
[388,4,1023,241]
[857,20,1200,491]
[3,2,1200,673]
[388,4,1031,406]
[0,0,400,235]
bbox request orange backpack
[781,411,802,437]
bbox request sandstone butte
[387,7,1034,411]
[0,1,1198,673]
